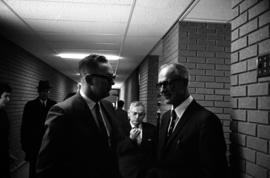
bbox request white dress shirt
[168,95,193,133]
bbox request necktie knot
[41,100,46,107]
[171,109,176,121]
[95,102,99,111]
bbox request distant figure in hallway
[36,54,123,178]
[147,63,228,178]
[118,101,157,178]
[0,82,12,178]
[21,80,56,178]
[115,100,129,129]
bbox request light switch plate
[258,54,270,78]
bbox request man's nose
[159,85,166,93]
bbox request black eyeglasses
[156,78,187,88]
[87,74,116,81]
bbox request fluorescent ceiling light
[56,53,121,60]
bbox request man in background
[21,80,56,178]
[119,101,156,178]
[0,82,12,178]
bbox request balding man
[148,63,228,178]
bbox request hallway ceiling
[0,0,231,88]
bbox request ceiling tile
[6,0,131,22]
[25,19,126,35]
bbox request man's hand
[129,128,140,140]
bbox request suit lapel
[158,112,170,158]
[141,123,148,143]
[100,101,113,128]
[73,94,100,132]
[124,124,131,136]
[141,123,153,147]
[100,100,120,141]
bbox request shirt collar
[130,122,142,129]
[80,90,96,110]
[39,99,47,103]
[173,95,193,118]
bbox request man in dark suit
[148,63,228,178]
[21,80,56,178]
[36,54,123,178]
[119,101,156,178]
[115,100,129,130]
[0,82,12,178]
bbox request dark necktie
[94,103,108,139]
[41,100,45,107]
[167,109,177,138]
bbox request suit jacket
[36,93,123,178]
[118,122,157,178]
[115,108,130,131]
[150,100,228,178]
[0,109,10,178]
[21,97,56,160]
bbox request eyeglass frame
[156,78,187,89]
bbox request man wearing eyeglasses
[147,63,228,178]
[36,54,122,178]
[118,101,156,178]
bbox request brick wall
[178,21,231,149]
[230,0,270,177]
[159,24,179,113]
[123,69,139,111]
[138,55,159,124]
[0,36,77,171]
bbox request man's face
[128,105,145,126]
[39,89,50,101]
[158,66,187,106]
[0,92,11,108]
[86,62,115,100]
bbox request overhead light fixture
[56,53,121,61]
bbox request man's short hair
[159,63,189,87]
[0,82,12,95]
[78,54,108,77]
[129,101,145,111]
